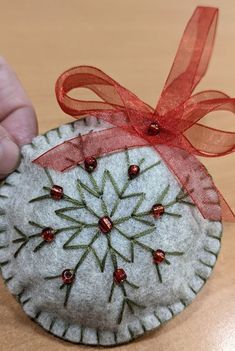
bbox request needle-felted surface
[0,117,222,346]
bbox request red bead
[128,165,140,179]
[153,249,165,264]
[151,204,165,218]
[84,156,97,173]
[41,227,55,242]
[148,122,160,136]
[50,185,64,200]
[61,269,75,285]
[98,216,113,234]
[113,268,127,284]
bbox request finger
[0,57,38,146]
[0,125,20,179]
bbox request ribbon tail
[218,191,235,222]
[154,144,229,222]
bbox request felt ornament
[0,6,234,346]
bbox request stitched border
[0,117,222,346]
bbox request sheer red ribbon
[33,6,235,222]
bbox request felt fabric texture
[0,117,222,346]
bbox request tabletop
[0,1,234,350]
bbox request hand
[0,57,38,179]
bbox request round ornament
[0,117,222,346]
[1,6,234,347]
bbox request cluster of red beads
[128,165,140,179]
[41,227,55,242]
[113,268,127,284]
[153,249,166,264]
[151,203,165,218]
[84,156,97,173]
[148,121,160,136]
[98,216,113,234]
[62,269,75,285]
[50,185,64,200]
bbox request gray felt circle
[0,117,222,346]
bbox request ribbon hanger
[33,7,235,222]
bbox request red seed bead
[41,227,55,242]
[50,185,64,200]
[98,216,113,234]
[113,268,127,284]
[62,269,75,285]
[151,204,165,218]
[153,249,166,264]
[148,122,160,136]
[128,165,140,179]
[84,156,97,173]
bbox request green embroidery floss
[0,118,222,346]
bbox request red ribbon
[33,6,235,222]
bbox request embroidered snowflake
[12,150,191,324]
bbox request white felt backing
[0,117,222,346]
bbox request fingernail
[0,137,20,178]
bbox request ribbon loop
[56,66,154,126]
[155,6,218,117]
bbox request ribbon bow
[34,6,235,222]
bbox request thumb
[0,125,20,179]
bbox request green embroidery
[12,150,195,324]
[22,297,31,306]
[0,195,8,199]
[12,224,81,257]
